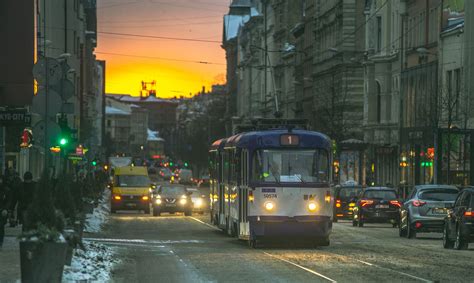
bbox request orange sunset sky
[96,0,229,98]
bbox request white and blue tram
[209,128,334,246]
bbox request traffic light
[59,137,68,146]
[184,162,188,167]
[170,162,174,166]
[92,160,97,166]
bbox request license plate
[433,208,446,214]
[376,205,389,209]
[126,203,136,207]
[165,204,176,207]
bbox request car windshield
[364,190,397,200]
[339,187,363,200]
[419,189,459,201]
[252,149,329,183]
[116,175,150,187]
[159,186,187,195]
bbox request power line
[98,15,221,24]
[95,51,225,65]
[97,31,221,43]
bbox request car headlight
[180,198,187,205]
[264,201,275,211]
[308,202,317,212]
[156,195,161,199]
[155,199,162,205]
[181,195,187,199]
[195,198,203,207]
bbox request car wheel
[399,222,407,237]
[454,225,468,250]
[184,210,192,216]
[358,219,364,227]
[153,209,160,217]
[443,223,454,249]
[316,236,330,247]
[407,218,416,239]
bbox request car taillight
[390,200,401,207]
[464,210,474,217]
[412,200,426,207]
[142,196,149,201]
[361,199,374,207]
[113,195,121,200]
[336,199,341,208]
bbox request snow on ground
[84,189,111,233]
[62,241,119,282]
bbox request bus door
[238,149,250,239]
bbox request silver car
[399,185,459,239]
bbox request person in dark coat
[0,176,8,248]
[16,172,36,227]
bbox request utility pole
[263,0,268,116]
[43,0,49,177]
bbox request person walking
[0,176,8,248]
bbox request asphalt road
[86,212,474,283]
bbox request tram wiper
[294,174,306,183]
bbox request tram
[209,125,334,247]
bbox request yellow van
[111,166,152,214]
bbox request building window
[376,16,382,52]
[454,68,461,120]
[376,81,382,123]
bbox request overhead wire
[95,51,225,65]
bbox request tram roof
[223,129,331,150]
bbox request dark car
[399,185,459,239]
[443,188,474,250]
[333,184,363,222]
[187,187,209,214]
[152,184,193,216]
[352,187,401,227]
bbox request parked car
[152,184,193,216]
[333,183,364,222]
[443,187,474,250]
[352,187,401,227]
[187,187,209,214]
[399,185,459,239]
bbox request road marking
[189,216,220,230]
[263,252,337,282]
[85,238,204,245]
[354,259,432,282]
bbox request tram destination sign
[0,109,31,126]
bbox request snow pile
[62,241,119,282]
[84,190,111,233]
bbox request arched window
[376,81,382,123]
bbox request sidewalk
[0,225,21,283]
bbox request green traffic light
[184,162,188,167]
[92,161,97,166]
[59,138,68,146]
[170,162,173,166]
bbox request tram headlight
[308,202,317,212]
[180,198,187,205]
[264,201,275,211]
[195,198,203,208]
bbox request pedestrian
[0,176,8,248]
[6,170,22,227]
[16,172,36,229]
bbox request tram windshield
[252,149,329,183]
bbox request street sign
[32,89,62,116]
[0,109,31,126]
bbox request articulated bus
[209,128,334,247]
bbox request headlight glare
[156,199,162,205]
[180,198,187,205]
[308,202,317,212]
[264,201,275,211]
